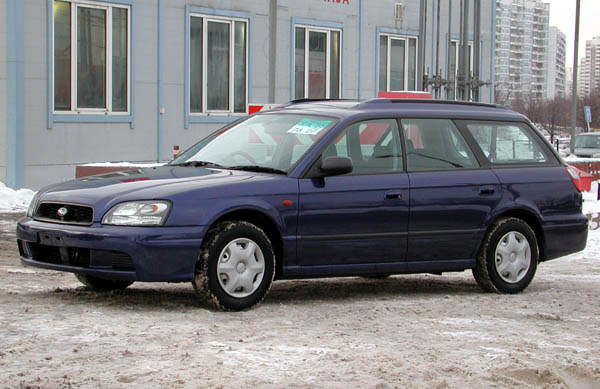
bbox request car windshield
[170,114,337,174]
[574,135,600,149]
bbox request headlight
[27,192,42,218]
[102,201,171,226]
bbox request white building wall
[0,0,6,184]
[5,0,495,190]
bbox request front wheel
[75,274,133,291]
[473,217,538,294]
[193,221,275,311]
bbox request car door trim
[301,228,480,241]
[301,231,409,241]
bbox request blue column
[157,0,163,161]
[6,0,25,189]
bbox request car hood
[37,166,280,212]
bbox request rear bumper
[16,218,207,282]
[542,215,588,261]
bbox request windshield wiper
[226,165,288,175]
[170,161,224,168]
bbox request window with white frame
[53,0,130,114]
[189,13,248,114]
[448,40,473,100]
[378,34,418,92]
[294,26,341,99]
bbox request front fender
[204,199,289,234]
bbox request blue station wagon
[17,99,588,310]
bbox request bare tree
[538,97,569,143]
[510,93,545,125]
[494,83,513,106]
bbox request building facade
[546,26,566,99]
[1,0,495,190]
[579,35,600,97]
[565,66,573,97]
[495,0,548,103]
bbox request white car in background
[572,133,600,158]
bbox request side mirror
[320,156,353,176]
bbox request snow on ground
[563,154,600,163]
[563,155,589,162]
[0,182,35,213]
[82,161,166,168]
[582,180,600,216]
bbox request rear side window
[462,122,551,164]
[401,119,479,171]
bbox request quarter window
[402,119,478,170]
[462,122,549,164]
[378,34,418,92]
[189,14,248,113]
[294,26,342,99]
[53,0,130,113]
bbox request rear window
[574,135,600,149]
[461,121,552,165]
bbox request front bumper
[16,218,207,282]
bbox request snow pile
[582,180,600,215]
[563,154,600,163]
[0,182,35,213]
[83,161,166,168]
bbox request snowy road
[1,212,599,388]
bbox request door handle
[385,191,403,200]
[479,186,495,195]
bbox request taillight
[566,166,583,192]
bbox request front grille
[24,242,135,271]
[35,202,94,225]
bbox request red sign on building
[324,0,350,4]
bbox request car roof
[263,98,527,123]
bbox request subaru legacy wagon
[17,99,588,310]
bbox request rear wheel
[193,221,275,311]
[75,274,133,291]
[473,217,538,294]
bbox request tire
[75,274,133,291]
[473,217,538,294]
[193,221,275,311]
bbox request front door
[297,118,409,266]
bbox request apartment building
[546,26,566,99]
[579,35,600,97]
[495,0,549,102]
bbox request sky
[547,0,600,67]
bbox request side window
[463,122,550,164]
[401,119,479,171]
[321,119,403,174]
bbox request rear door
[402,118,502,262]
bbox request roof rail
[361,98,505,109]
[287,98,358,105]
